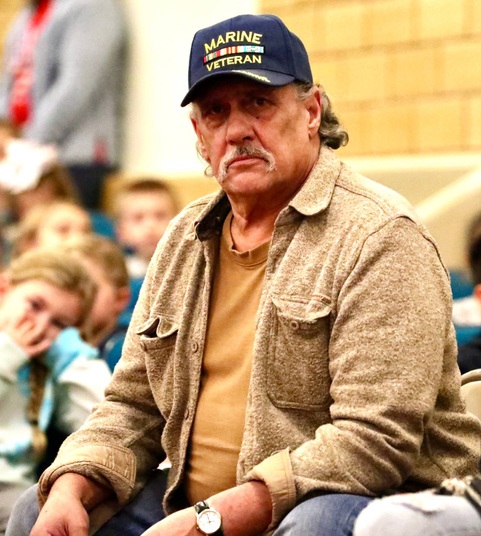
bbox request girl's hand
[1,314,53,357]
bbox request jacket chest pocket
[136,316,178,419]
[267,296,332,410]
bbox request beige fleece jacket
[39,147,481,530]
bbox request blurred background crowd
[0,0,481,533]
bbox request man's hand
[142,481,272,536]
[30,473,113,536]
[30,490,90,536]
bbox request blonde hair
[64,234,130,290]
[13,200,92,257]
[7,248,97,459]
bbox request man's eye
[206,104,223,116]
[254,97,268,106]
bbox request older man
[7,13,481,536]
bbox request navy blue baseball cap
[181,14,313,107]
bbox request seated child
[0,247,108,533]
[0,136,77,221]
[113,178,179,279]
[62,234,131,361]
[33,235,131,479]
[0,136,81,261]
[13,201,92,257]
[9,163,78,222]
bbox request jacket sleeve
[49,328,111,434]
[246,217,459,525]
[24,0,127,144]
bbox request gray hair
[295,82,349,149]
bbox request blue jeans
[6,470,371,536]
[353,491,481,536]
[273,493,372,535]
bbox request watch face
[197,508,222,534]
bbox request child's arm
[48,328,112,434]
[0,331,29,400]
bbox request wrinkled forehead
[191,75,295,107]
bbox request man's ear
[306,87,321,139]
[191,116,210,162]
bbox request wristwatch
[194,500,223,535]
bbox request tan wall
[260,0,481,158]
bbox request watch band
[194,500,224,535]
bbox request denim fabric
[353,491,481,536]
[94,470,166,535]
[0,482,30,536]
[6,470,167,536]
[273,493,372,536]
[8,481,371,536]
[5,484,38,536]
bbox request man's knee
[5,484,39,536]
[274,494,371,536]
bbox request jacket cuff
[37,443,136,507]
[244,448,297,531]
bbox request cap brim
[180,69,296,107]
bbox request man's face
[191,79,321,204]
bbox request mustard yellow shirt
[185,213,269,504]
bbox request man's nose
[225,108,254,144]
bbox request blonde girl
[0,248,109,534]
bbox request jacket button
[192,341,199,352]
[290,320,300,331]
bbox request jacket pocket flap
[135,316,178,338]
[272,295,332,324]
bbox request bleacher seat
[450,269,474,300]
[89,210,116,240]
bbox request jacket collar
[194,146,341,240]
[288,146,340,217]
